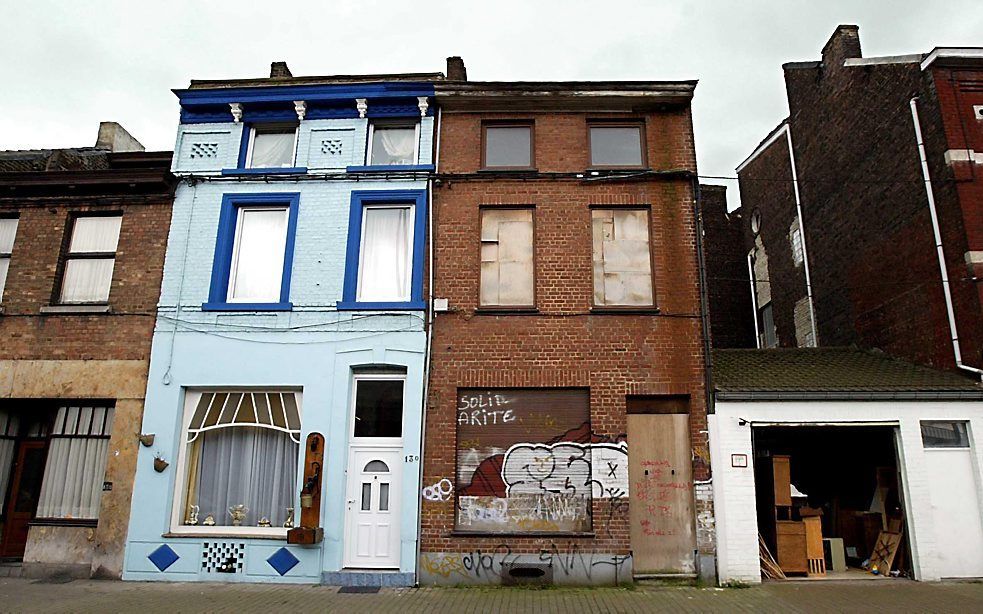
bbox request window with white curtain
[0,410,18,511]
[367,123,418,165]
[247,125,297,168]
[35,405,114,520]
[0,217,18,301]
[227,207,289,303]
[59,215,122,304]
[356,205,413,302]
[178,392,301,531]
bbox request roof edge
[716,390,983,401]
[735,119,789,174]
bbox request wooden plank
[868,530,903,575]
[804,516,826,576]
[628,413,695,574]
[772,455,792,507]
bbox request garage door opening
[753,425,911,581]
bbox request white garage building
[709,348,983,583]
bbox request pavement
[1,577,982,613]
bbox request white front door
[344,447,401,568]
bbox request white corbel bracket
[356,98,368,119]
[417,96,429,117]
[294,100,307,121]
[229,103,243,124]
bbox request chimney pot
[446,56,467,81]
[270,61,293,79]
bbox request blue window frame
[338,190,426,311]
[203,193,300,311]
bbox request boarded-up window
[455,389,627,533]
[480,209,534,306]
[591,209,653,306]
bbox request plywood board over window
[479,208,534,307]
[591,208,653,307]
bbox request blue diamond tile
[148,544,179,572]
[267,547,300,576]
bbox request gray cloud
[2,0,980,210]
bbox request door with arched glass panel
[344,449,400,568]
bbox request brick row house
[0,123,175,578]
[703,26,983,584]
[419,61,716,584]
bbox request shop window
[588,122,646,168]
[59,215,122,304]
[480,208,534,307]
[352,377,404,439]
[482,123,533,169]
[204,193,298,310]
[455,388,609,534]
[367,122,419,166]
[920,421,970,448]
[245,124,298,169]
[0,217,18,300]
[178,391,301,532]
[591,208,654,307]
[35,405,114,520]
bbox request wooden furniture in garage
[776,520,808,574]
[804,516,826,576]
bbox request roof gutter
[909,97,983,380]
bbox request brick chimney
[95,122,145,152]
[270,61,293,78]
[446,56,467,81]
[821,25,862,68]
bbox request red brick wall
[0,194,172,361]
[422,108,708,558]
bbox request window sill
[336,300,426,311]
[474,307,540,315]
[584,167,652,173]
[162,530,287,541]
[590,307,661,315]
[221,167,308,176]
[450,530,596,538]
[201,302,293,312]
[30,518,98,528]
[346,164,435,173]
[477,167,539,174]
[39,304,111,314]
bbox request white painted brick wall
[710,400,983,584]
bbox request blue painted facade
[123,81,434,585]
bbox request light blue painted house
[122,62,439,586]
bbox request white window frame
[349,373,406,448]
[226,206,290,304]
[790,223,804,267]
[246,125,299,169]
[168,389,303,538]
[0,216,18,301]
[365,122,420,166]
[355,204,415,303]
[59,214,122,305]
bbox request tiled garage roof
[713,347,983,399]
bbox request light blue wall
[124,97,431,585]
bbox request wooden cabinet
[776,520,808,574]
[773,455,792,507]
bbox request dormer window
[367,122,419,166]
[246,124,298,168]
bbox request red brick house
[0,123,174,578]
[418,59,715,585]
[731,26,983,379]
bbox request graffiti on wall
[422,478,454,502]
[419,544,632,584]
[453,389,627,533]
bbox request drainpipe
[415,106,441,585]
[909,97,983,380]
[783,125,820,346]
[747,253,761,348]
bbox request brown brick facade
[420,98,711,584]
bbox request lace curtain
[357,207,411,301]
[371,127,416,165]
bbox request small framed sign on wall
[731,454,748,468]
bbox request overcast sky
[2,1,981,208]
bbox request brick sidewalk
[1,577,982,613]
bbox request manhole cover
[338,586,380,594]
